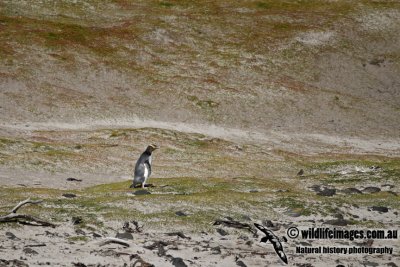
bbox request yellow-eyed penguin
[130,144,159,188]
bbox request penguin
[130,144,159,189]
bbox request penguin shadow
[129,184,170,196]
[130,183,156,189]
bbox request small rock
[23,247,38,255]
[62,193,77,198]
[211,246,221,254]
[133,190,151,196]
[71,217,82,225]
[310,185,336,196]
[171,257,188,267]
[236,260,247,267]
[175,211,187,217]
[72,263,87,267]
[362,187,381,194]
[387,262,398,267]
[297,169,304,176]
[341,188,362,194]
[216,228,228,236]
[66,178,82,182]
[370,206,389,213]
[317,188,336,196]
[75,229,86,235]
[115,232,133,240]
[6,232,19,240]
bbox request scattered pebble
[23,247,38,256]
[216,228,229,236]
[71,216,82,225]
[310,185,336,196]
[211,246,221,254]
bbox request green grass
[0,156,398,232]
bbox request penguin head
[146,144,159,153]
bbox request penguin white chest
[143,164,149,179]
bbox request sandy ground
[0,212,398,267]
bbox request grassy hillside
[0,0,399,137]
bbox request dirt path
[1,119,400,156]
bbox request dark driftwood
[214,219,257,235]
[98,237,130,247]
[130,254,155,267]
[11,199,43,213]
[0,198,55,227]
